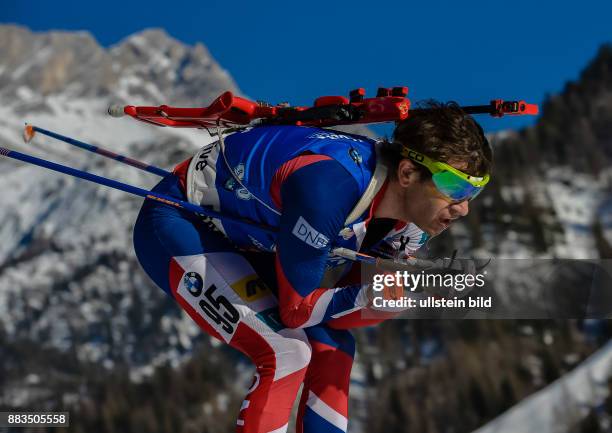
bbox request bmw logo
[183,272,204,296]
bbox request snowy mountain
[0,25,239,106]
[0,25,234,368]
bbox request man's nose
[450,200,469,217]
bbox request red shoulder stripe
[269,154,333,210]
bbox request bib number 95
[183,272,240,335]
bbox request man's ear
[396,159,421,188]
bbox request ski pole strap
[25,125,171,177]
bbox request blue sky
[3,0,612,134]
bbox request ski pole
[23,125,171,177]
[0,145,442,272]
[0,146,274,232]
[331,247,437,272]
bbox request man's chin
[422,220,451,236]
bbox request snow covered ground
[473,339,612,433]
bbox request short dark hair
[380,99,492,179]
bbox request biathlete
[132,100,491,433]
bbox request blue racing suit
[133,125,428,433]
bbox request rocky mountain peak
[0,24,238,106]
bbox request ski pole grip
[107,105,126,117]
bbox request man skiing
[131,100,491,433]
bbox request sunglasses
[400,147,490,202]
